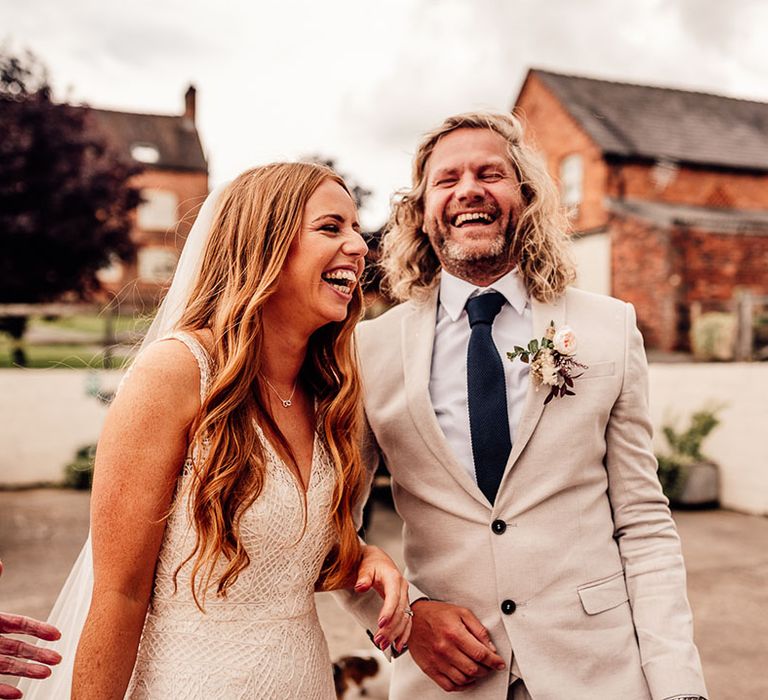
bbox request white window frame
[560,153,584,211]
[130,142,160,164]
[137,189,178,232]
[137,246,179,284]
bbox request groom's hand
[407,600,506,693]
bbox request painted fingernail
[378,616,389,627]
[495,662,506,670]
[29,666,52,679]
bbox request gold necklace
[261,375,298,408]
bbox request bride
[19,162,411,698]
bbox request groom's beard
[425,213,518,281]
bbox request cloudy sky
[3,0,767,227]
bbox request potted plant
[656,408,720,508]
[63,444,97,490]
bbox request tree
[0,49,142,364]
[302,155,373,210]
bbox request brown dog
[333,653,388,698]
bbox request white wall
[572,232,611,296]
[648,363,768,516]
[0,370,122,486]
[1,365,766,515]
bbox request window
[560,154,583,211]
[572,233,610,296]
[130,143,160,164]
[137,189,178,231]
[96,255,124,284]
[137,247,178,283]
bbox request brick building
[514,69,768,351]
[90,86,208,308]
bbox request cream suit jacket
[341,286,707,700]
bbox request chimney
[183,85,197,126]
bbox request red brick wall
[680,228,768,302]
[606,162,768,211]
[610,216,768,350]
[608,165,768,349]
[516,73,768,351]
[515,73,610,232]
[609,215,680,350]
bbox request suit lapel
[497,294,567,490]
[401,292,488,507]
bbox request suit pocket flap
[581,361,615,379]
[577,572,628,615]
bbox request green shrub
[656,409,720,500]
[63,444,96,490]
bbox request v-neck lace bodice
[126,333,338,699]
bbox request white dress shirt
[429,268,532,484]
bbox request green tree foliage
[0,49,142,363]
[302,155,372,210]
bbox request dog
[333,648,391,699]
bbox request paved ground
[1,489,766,698]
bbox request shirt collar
[438,267,529,322]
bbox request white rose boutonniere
[552,326,577,355]
[507,321,588,404]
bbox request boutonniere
[507,322,589,404]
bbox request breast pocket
[577,571,629,615]
[579,361,615,380]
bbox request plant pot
[675,460,719,509]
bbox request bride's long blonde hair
[175,163,365,606]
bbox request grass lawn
[0,311,146,369]
[34,312,152,337]
[0,341,130,369]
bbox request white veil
[17,182,230,699]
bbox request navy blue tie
[466,291,511,504]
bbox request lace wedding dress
[125,332,338,699]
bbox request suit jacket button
[501,599,516,615]
[491,519,507,534]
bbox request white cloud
[2,0,767,227]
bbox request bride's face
[268,179,367,334]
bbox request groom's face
[421,127,524,282]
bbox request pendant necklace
[261,375,298,408]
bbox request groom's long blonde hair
[380,111,575,303]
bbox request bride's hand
[353,545,412,653]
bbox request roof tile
[84,108,207,172]
[529,69,768,171]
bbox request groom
[341,112,707,699]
